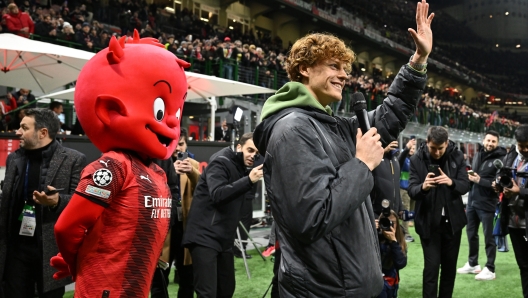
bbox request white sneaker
[457,262,481,274]
[475,267,496,280]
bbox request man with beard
[408,126,470,298]
[183,132,263,297]
[457,131,506,281]
[0,108,85,297]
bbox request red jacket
[3,11,34,37]
[0,95,17,123]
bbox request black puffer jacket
[408,141,470,239]
[469,146,507,212]
[254,65,426,297]
[182,147,253,252]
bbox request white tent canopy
[39,72,275,101]
[0,34,95,94]
[39,72,276,140]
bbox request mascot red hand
[51,30,190,298]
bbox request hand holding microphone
[353,92,383,171]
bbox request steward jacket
[182,147,253,252]
[399,148,411,190]
[468,146,507,212]
[254,65,426,297]
[408,141,470,239]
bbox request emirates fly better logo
[144,196,171,218]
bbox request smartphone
[410,135,416,140]
[428,164,440,176]
[45,188,64,195]
[468,170,476,176]
[177,151,188,161]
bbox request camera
[493,159,528,190]
[495,166,514,189]
[378,199,393,233]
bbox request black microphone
[351,92,371,134]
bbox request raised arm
[408,0,435,64]
[206,159,254,206]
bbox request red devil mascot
[50,30,190,297]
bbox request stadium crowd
[2,1,528,297]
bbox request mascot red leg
[50,30,190,297]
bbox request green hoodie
[260,82,333,120]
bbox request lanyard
[23,160,30,203]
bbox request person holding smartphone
[408,126,470,298]
[183,132,263,297]
[151,128,199,298]
[457,131,506,281]
[0,108,86,297]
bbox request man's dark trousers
[190,245,235,298]
[151,221,194,298]
[466,206,496,271]
[509,228,528,298]
[3,239,65,298]
[420,219,462,298]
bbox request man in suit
[215,119,231,142]
[0,108,86,298]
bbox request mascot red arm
[50,30,190,297]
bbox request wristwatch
[158,259,170,270]
[409,54,427,72]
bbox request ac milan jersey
[73,151,171,297]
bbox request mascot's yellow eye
[153,97,165,121]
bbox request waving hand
[408,0,435,63]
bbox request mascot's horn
[107,36,124,64]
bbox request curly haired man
[253,1,434,296]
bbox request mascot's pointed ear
[107,36,124,64]
[95,95,128,126]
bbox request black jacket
[469,146,507,212]
[408,141,470,239]
[371,150,404,217]
[499,145,528,238]
[254,65,426,297]
[182,147,254,252]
